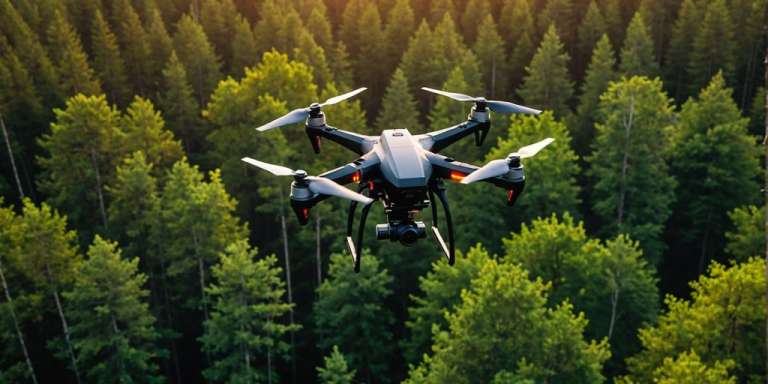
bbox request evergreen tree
[573,35,616,156]
[375,68,421,132]
[748,87,766,136]
[317,346,356,384]
[118,4,152,95]
[293,29,333,90]
[518,25,574,118]
[428,0,455,26]
[46,11,101,96]
[538,0,574,45]
[725,205,764,263]
[668,73,760,272]
[623,259,766,383]
[664,0,701,100]
[499,0,535,53]
[120,96,184,171]
[460,0,491,44]
[200,240,297,383]
[329,42,354,88]
[145,8,173,94]
[404,259,609,383]
[306,5,334,54]
[14,200,82,383]
[600,0,624,47]
[354,2,386,106]
[587,76,676,263]
[650,351,736,384]
[339,0,368,58]
[314,252,394,383]
[383,0,415,73]
[90,10,129,106]
[65,236,163,383]
[230,16,257,77]
[199,0,239,69]
[619,12,658,78]
[576,1,607,75]
[638,0,675,63]
[687,0,736,95]
[159,51,203,154]
[472,15,508,98]
[173,14,222,105]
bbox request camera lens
[399,227,419,245]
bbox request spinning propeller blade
[255,87,367,132]
[460,138,554,184]
[421,87,541,115]
[241,157,373,204]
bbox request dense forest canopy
[0,0,766,383]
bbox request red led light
[352,170,361,183]
[507,190,515,202]
[368,181,374,191]
[450,171,465,182]
[302,208,309,219]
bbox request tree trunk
[617,96,635,229]
[0,113,24,200]
[316,213,322,286]
[607,272,620,340]
[51,283,81,384]
[89,149,108,229]
[0,259,37,384]
[279,195,296,384]
[110,313,125,375]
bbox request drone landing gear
[429,183,455,265]
[346,188,372,273]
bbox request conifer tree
[687,0,736,95]
[307,5,334,54]
[317,346,356,384]
[329,42,354,88]
[314,253,394,383]
[460,0,491,44]
[354,3,386,105]
[293,29,333,90]
[619,12,658,78]
[46,11,101,96]
[472,15,508,98]
[725,206,764,263]
[668,73,760,272]
[145,8,173,94]
[428,0,455,26]
[499,0,534,53]
[665,0,700,100]
[173,14,222,105]
[200,240,297,383]
[573,35,616,155]
[339,0,367,58]
[200,0,239,68]
[14,200,82,384]
[383,0,415,73]
[587,76,676,262]
[518,25,574,118]
[120,97,184,171]
[600,0,624,47]
[90,9,129,106]
[159,52,203,154]
[375,68,421,132]
[576,1,607,75]
[118,4,152,95]
[65,236,162,384]
[231,16,257,77]
[638,0,675,62]
[538,0,574,46]
[749,87,766,136]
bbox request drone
[243,87,552,272]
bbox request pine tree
[428,0,455,26]
[46,11,101,96]
[668,73,760,272]
[173,14,222,105]
[230,15,257,77]
[118,4,152,95]
[293,29,333,90]
[749,87,766,136]
[306,5,334,54]
[460,0,491,44]
[329,42,354,88]
[638,0,675,63]
[65,236,163,383]
[652,351,736,384]
[573,34,616,156]
[14,200,82,383]
[576,1,607,75]
[472,15,508,98]
[600,0,624,47]
[375,68,421,132]
[538,0,574,46]
[587,76,676,263]
[314,252,394,383]
[518,25,574,118]
[120,96,184,171]
[725,206,764,263]
[619,12,658,78]
[317,346,356,384]
[664,0,701,100]
[200,240,297,383]
[354,2,386,106]
[499,0,535,53]
[339,0,367,58]
[145,7,173,94]
[383,0,415,73]
[90,9,129,106]
[687,0,736,95]
[159,52,203,154]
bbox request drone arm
[425,152,519,190]
[307,125,377,155]
[416,119,488,153]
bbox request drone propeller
[241,157,373,204]
[421,87,542,115]
[461,138,554,184]
[255,87,367,132]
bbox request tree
[293,29,333,90]
[90,9,129,105]
[749,87,766,136]
[145,7,173,94]
[460,0,490,44]
[647,351,736,384]
[354,2,387,108]
[687,0,736,95]
[38,94,123,232]
[314,252,394,383]
[65,236,163,383]
[117,4,151,96]
[230,15,257,77]
[572,34,617,156]
[587,76,676,263]
[725,206,764,263]
[317,345,356,384]
[537,0,574,43]
[623,258,765,383]
[472,15,508,98]
[383,0,415,73]
[403,246,491,364]
[669,73,760,272]
[503,214,658,373]
[576,1,607,75]
[664,0,701,100]
[200,240,297,383]
[14,200,82,383]
[619,12,658,78]
[518,25,574,118]
[173,14,222,105]
[46,11,101,97]
[375,68,421,133]
[159,51,203,154]
[404,259,609,383]
[500,0,535,87]
[121,97,183,171]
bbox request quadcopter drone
[243,87,552,272]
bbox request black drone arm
[416,119,489,153]
[306,124,378,156]
[425,152,519,190]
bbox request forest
[0,0,766,382]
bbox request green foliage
[376,68,421,132]
[117,4,151,95]
[46,11,101,96]
[472,15,508,98]
[159,51,203,154]
[518,25,574,118]
[664,0,700,100]
[403,246,491,364]
[90,9,128,105]
[576,1,607,74]
[688,0,735,95]
[573,35,616,155]
[317,345,356,384]
[383,0,415,73]
[587,76,676,262]
[404,259,610,383]
[65,236,163,383]
[619,12,658,78]
[145,8,173,93]
[623,258,766,383]
[120,97,183,171]
[651,350,736,384]
[314,252,394,383]
[725,205,764,263]
[230,15,257,77]
[200,240,297,383]
[173,14,222,105]
[500,0,535,86]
